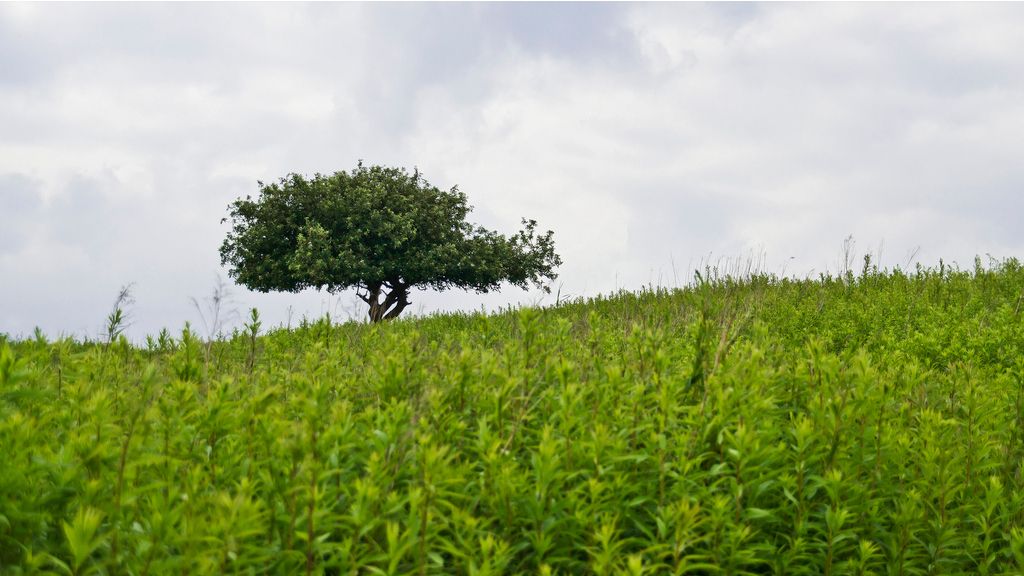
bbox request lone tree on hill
[220,163,561,322]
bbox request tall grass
[2,258,1024,574]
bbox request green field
[3,259,1024,574]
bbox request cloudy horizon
[3,2,1024,339]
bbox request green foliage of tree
[220,163,561,322]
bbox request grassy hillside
[3,258,1024,574]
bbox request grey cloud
[0,173,43,253]
[479,3,636,63]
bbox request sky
[3,2,1024,339]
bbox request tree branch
[374,282,411,321]
[383,289,411,320]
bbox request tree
[220,163,562,322]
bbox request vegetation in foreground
[2,258,1024,575]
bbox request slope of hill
[2,258,1024,574]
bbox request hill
[2,258,1024,574]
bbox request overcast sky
[3,3,1024,339]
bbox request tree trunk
[364,283,385,322]
[361,281,410,323]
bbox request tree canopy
[220,163,561,321]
